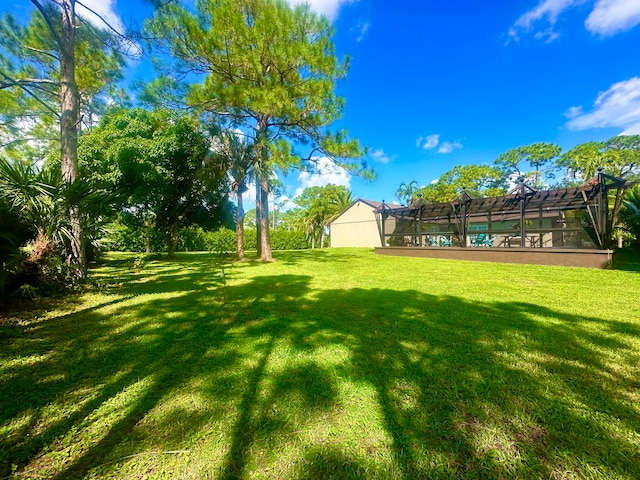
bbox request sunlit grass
[1,248,639,479]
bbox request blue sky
[6,0,640,206]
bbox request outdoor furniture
[440,235,452,247]
[472,234,495,247]
[483,235,495,247]
[471,234,486,247]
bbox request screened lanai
[374,170,633,267]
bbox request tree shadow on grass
[1,261,639,479]
[612,247,640,272]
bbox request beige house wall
[330,201,382,247]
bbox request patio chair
[471,234,487,247]
[440,235,452,247]
[482,235,496,247]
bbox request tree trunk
[255,119,272,261]
[145,222,151,254]
[255,179,262,258]
[258,175,272,261]
[236,189,246,260]
[167,221,178,258]
[59,0,85,277]
[320,227,325,248]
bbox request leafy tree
[602,135,640,179]
[78,108,225,257]
[417,164,506,203]
[295,184,353,248]
[495,142,561,188]
[146,0,370,261]
[395,180,418,205]
[0,0,127,277]
[211,129,254,260]
[243,208,257,229]
[557,135,640,183]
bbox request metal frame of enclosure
[375,170,633,251]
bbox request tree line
[0,0,371,299]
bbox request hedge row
[103,223,309,253]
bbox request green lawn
[1,248,639,479]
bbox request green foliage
[101,220,165,253]
[206,227,237,253]
[0,191,33,266]
[242,228,308,250]
[295,184,353,248]
[79,108,228,257]
[146,0,370,259]
[619,186,640,246]
[395,180,418,205]
[0,4,126,160]
[417,164,506,203]
[495,142,561,187]
[557,135,640,183]
[269,228,309,250]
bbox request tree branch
[75,0,142,57]
[0,71,60,118]
[22,44,59,61]
[31,0,62,46]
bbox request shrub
[241,228,308,251]
[101,221,164,253]
[204,228,237,253]
[270,229,309,250]
[177,226,208,252]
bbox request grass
[1,248,639,479]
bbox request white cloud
[417,134,440,150]
[509,0,584,42]
[565,76,640,134]
[76,0,144,57]
[370,148,395,164]
[285,0,356,20]
[297,156,352,192]
[585,0,640,36]
[417,134,463,154]
[506,0,640,42]
[438,141,463,154]
[76,0,125,33]
[355,21,369,42]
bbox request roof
[329,198,403,225]
[376,175,635,221]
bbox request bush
[100,223,309,254]
[1,245,81,303]
[242,228,308,251]
[270,229,309,250]
[101,221,164,253]
[177,226,208,252]
[204,228,237,253]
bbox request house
[330,199,403,247]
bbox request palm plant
[0,158,68,263]
[395,180,418,205]
[0,157,117,267]
[212,130,255,260]
[619,186,640,247]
